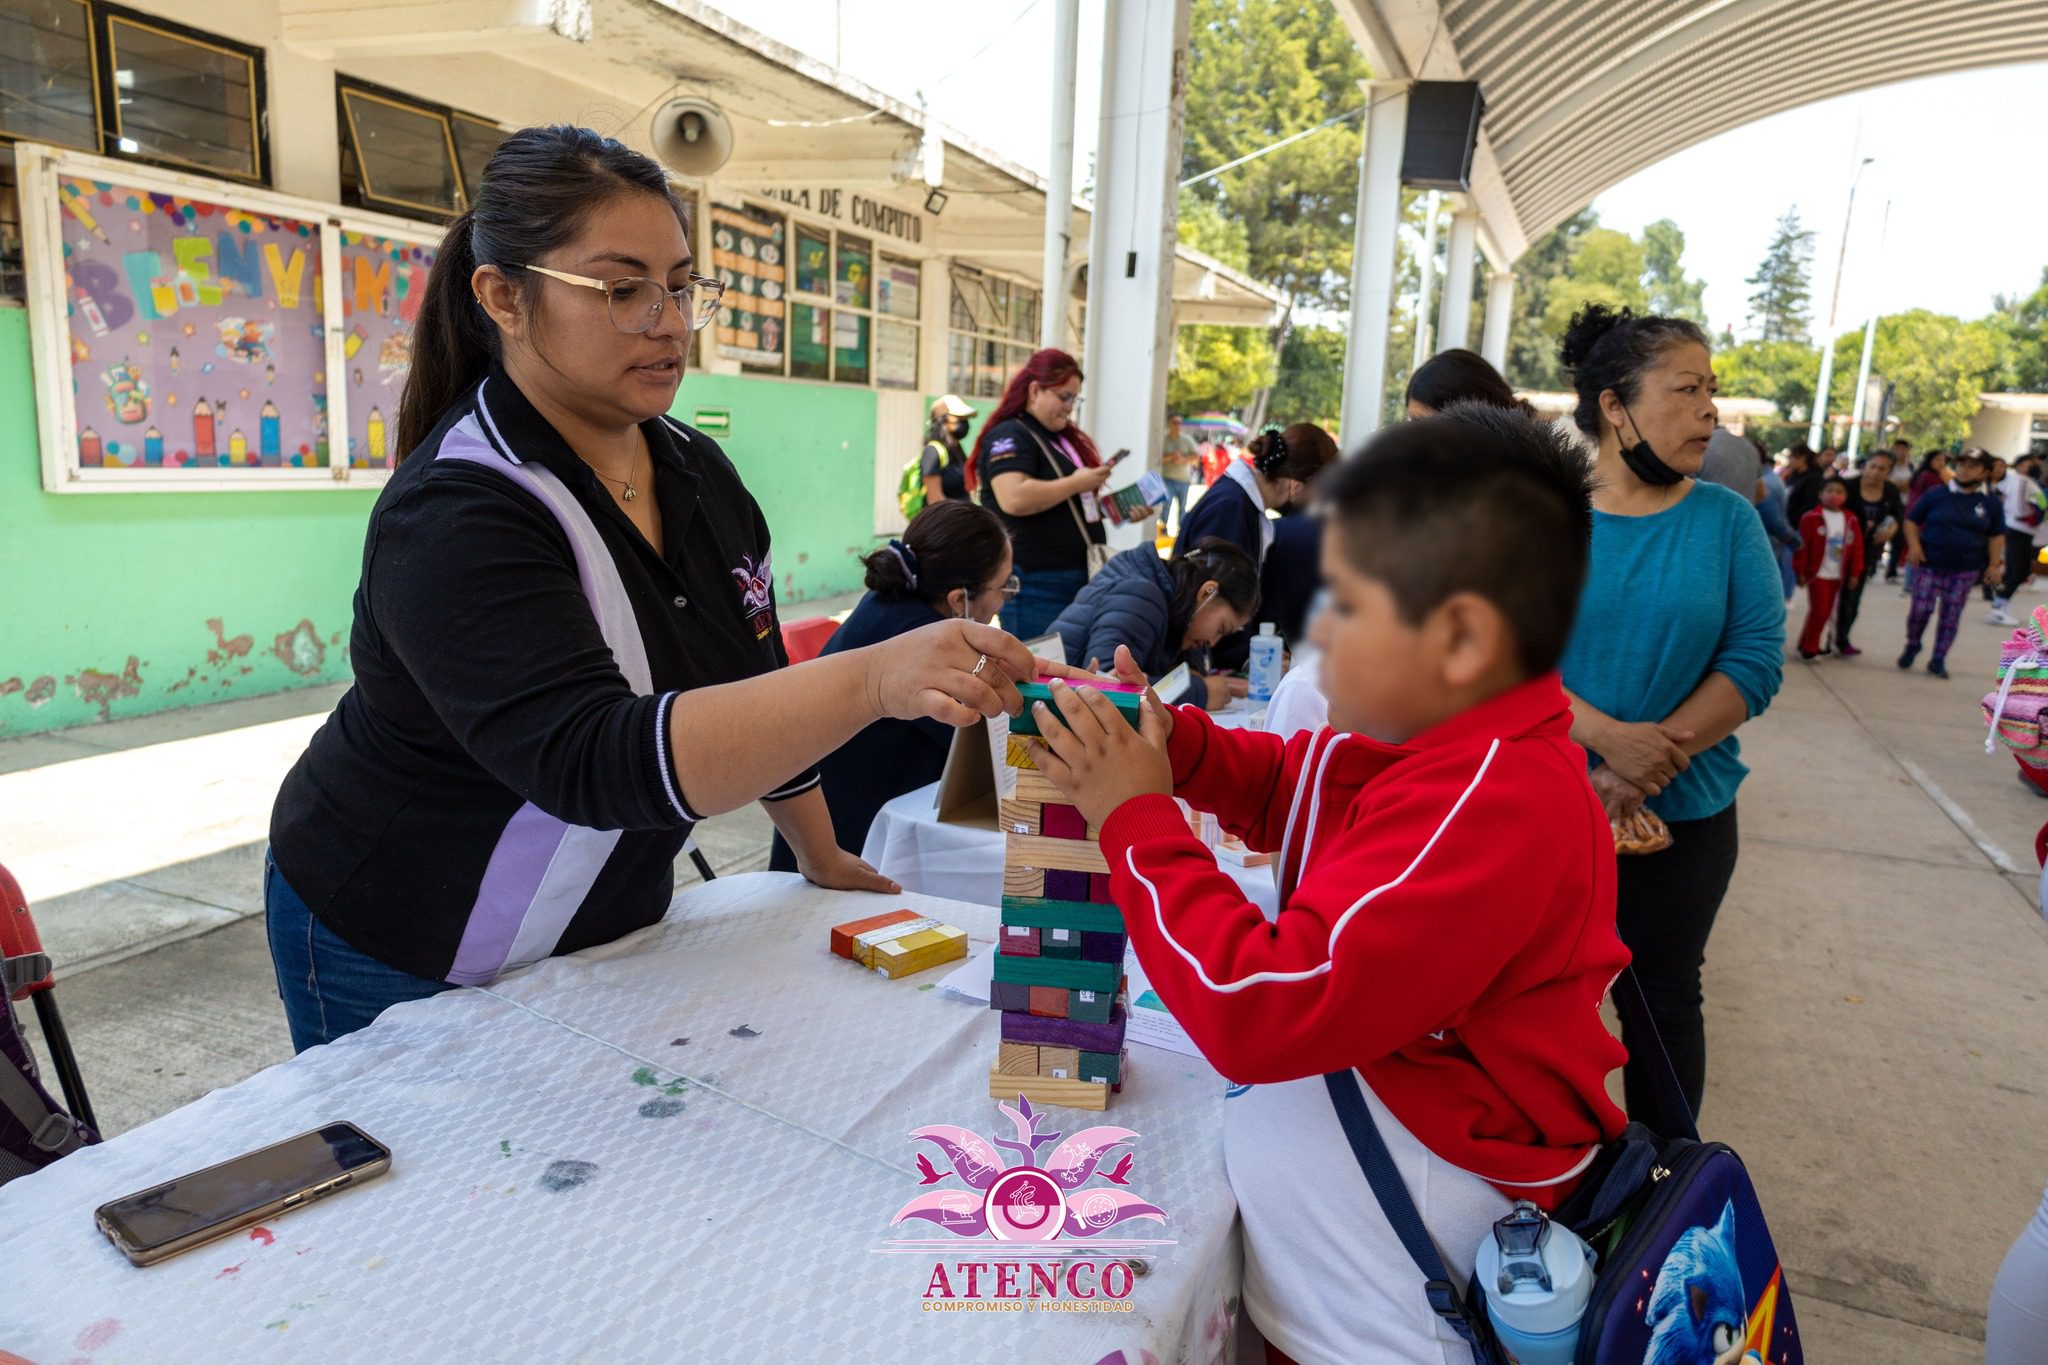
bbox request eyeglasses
[974,575,1022,601]
[519,265,726,333]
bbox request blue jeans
[265,854,453,1053]
[1004,568,1089,643]
[1162,478,1192,536]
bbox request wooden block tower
[987,679,1143,1111]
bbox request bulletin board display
[337,229,436,470]
[17,142,439,493]
[710,203,786,369]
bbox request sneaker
[1799,650,1821,661]
[2022,769,2048,799]
[1989,607,2021,627]
[1928,657,1949,679]
[1838,643,1862,657]
[1898,644,1920,669]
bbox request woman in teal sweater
[1555,305,1785,1122]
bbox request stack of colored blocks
[988,679,1143,1110]
[828,909,968,979]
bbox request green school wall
[0,309,882,737]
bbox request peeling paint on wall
[0,678,20,699]
[24,677,56,707]
[67,657,143,720]
[205,618,255,666]
[273,621,327,676]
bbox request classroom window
[947,266,1039,399]
[727,201,916,389]
[0,2,266,193]
[338,79,502,220]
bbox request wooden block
[1000,924,1041,957]
[1004,736,1038,770]
[1001,897,1125,935]
[1008,833,1109,875]
[1079,1049,1124,1085]
[1089,872,1117,905]
[1039,1046,1081,1080]
[990,980,1030,1012]
[1013,679,1144,737]
[852,915,946,968]
[991,953,1120,996]
[998,799,1043,836]
[1010,768,1067,807]
[1042,803,1088,840]
[1067,985,1114,1023]
[1040,938,1081,961]
[1002,864,1045,899]
[1080,930,1126,964]
[997,1042,1040,1076]
[830,908,920,960]
[988,1066,1108,1112]
[1027,985,1068,1019]
[1044,868,1090,902]
[873,924,968,978]
[1000,1003,1128,1054]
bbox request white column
[1082,0,1191,550]
[1339,81,1410,451]
[1846,311,1878,464]
[1410,189,1440,372]
[1437,209,1479,353]
[1042,0,1080,351]
[1480,268,1515,371]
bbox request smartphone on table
[95,1122,391,1266]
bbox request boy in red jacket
[1026,404,1628,1365]
[1793,474,1865,660]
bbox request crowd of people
[251,122,2048,1364]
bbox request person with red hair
[973,348,1114,640]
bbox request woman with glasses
[971,348,1115,640]
[769,501,1017,872]
[265,126,1045,1051]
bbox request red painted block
[1027,985,1069,1019]
[1000,924,1042,957]
[1089,872,1116,905]
[1042,803,1088,840]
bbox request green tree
[1991,267,2048,391]
[1540,228,1648,342]
[1180,0,1373,310]
[1168,324,1279,414]
[1817,311,2006,449]
[1642,219,1707,324]
[1715,339,1816,422]
[1269,325,1346,425]
[1747,208,1814,343]
[1504,209,1597,391]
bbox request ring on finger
[971,653,988,677]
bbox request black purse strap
[1607,967,1699,1142]
[1323,1069,1498,1358]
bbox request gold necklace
[592,454,642,502]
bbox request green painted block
[1067,987,1116,1023]
[1011,679,1145,737]
[1000,897,1125,935]
[991,953,1119,996]
[1079,1049,1123,1085]
[1040,939,1082,961]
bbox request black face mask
[1617,402,1685,487]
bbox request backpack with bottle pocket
[1326,969,1801,1364]
[1,950,97,1186]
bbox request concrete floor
[5,576,2044,1359]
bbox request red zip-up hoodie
[1098,673,1630,1200]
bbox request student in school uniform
[1024,403,1629,1364]
[1792,475,1865,660]
[266,126,1050,1052]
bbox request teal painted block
[1011,679,1144,737]
[990,953,1119,996]
[1066,986,1116,1023]
[1000,897,1125,935]
[1079,1049,1123,1085]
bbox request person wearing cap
[1899,447,2004,678]
[922,394,978,508]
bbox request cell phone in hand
[1106,448,1132,466]
[96,1122,391,1266]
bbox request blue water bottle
[1474,1200,1596,1364]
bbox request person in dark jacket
[1260,508,1324,647]
[1177,422,1337,671]
[1050,538,1259,709]
[770,501,1016,872]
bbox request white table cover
[0,875,1253,1364]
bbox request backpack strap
[0,959,84,1159]
[2,952,49,995]
[1323,1069,1497,1357]
[1607,967,1700,1142]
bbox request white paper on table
[1123,951,1206,1059]
[936,944,995,1003]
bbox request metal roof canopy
[327,0,1282,326]
[1330,0,2048,264]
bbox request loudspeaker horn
[650,97,732,177]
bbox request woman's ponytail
[395,210,489,462]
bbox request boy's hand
[1026,679,1174,828]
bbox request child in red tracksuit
[1794,474,1865,660]
[1027,405,1629,1365]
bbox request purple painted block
[990,980,1031,1012]
[999,1003,1128,1054]
[1044,868,1091,902]
[1080,931,1126,963]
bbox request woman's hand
[1025,680,1175,828]
[1201,674,1234,709]
[864,620,1032,727]
[1905,543,1925,567]
[794,844,901,895]
[1591,719,1694,795]
[1069,463,1114,494]
[1590,764,1647,821]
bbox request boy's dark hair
[1323,402,1596,677]
[1822,474,1848,490]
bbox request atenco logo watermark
[875,1094,1172,1312]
